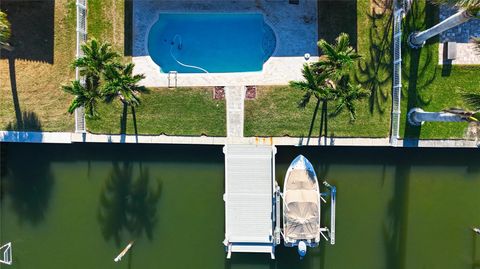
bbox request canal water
[0,143,479,269]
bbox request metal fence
[390,7,404,146]
[74,0,87,133]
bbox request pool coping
[132,1,319,87]
[0,131,478,148]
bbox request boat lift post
[323,181,336,245]
[274,182,281,245]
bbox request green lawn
[87,88,226,136]
[401,0,480,139]
[0,0,76,131]
[245,1,393,137]
[244,86,390,137]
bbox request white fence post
[74,0,87,133]
[390,5,404,146]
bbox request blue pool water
[147,13,276,73]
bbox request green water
[1,144,479,269]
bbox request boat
[282,155,336,258]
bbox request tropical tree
[408,0,480,48]
[330,76,370,121]
[290,33,368,143]
[72,38,119,89]
[0,10,13,51]
[62,79,101,119]
[102,63,148,107]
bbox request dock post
[274,183,281,245]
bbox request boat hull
[282,155,321,248]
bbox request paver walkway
[438,6,480,64]
[225,86,245,137]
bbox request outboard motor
[298,241,307,259]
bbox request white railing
[390,6,404,146]
[75,0,87,133]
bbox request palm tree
[330,76,371,121]
[0,10,13,51]
[314,33,361,80]
[408,0,480,48]
[73,38,119,89]
[102,63,148,107]
[290,33,367,143]
[62,80,101,119]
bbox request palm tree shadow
[355,0,394,114]
[7,55,22,125]
[383,164,411,269]
[120,104,128,133]
[306,99,320,145]
[1,146,54,225]
[6,110,42,131]
[402,1,438,141]
[131,106,139,143]
[97,162,162,247]
[4,111,44,142]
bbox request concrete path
[1,131,479,148]
[225,86,245,137]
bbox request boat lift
[320,181,336,245]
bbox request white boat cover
[284,168,320,242]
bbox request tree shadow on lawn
[124,0,133,56]
[317,0,357,50]
[0,0,55,63]
[119,104,139,142]
[355,0,393,114]
[401,1,438,141]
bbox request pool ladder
[168,71,177,88]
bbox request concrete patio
[132,0,319,87]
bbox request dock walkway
[223,144,278,259]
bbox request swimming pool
[147,13,276,73]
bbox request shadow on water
[98,162,162,247]
[402,1,438,141]
[0,144,54,225]
[384,164,411,269]
[355,0,393,113]
[0,0,55,63]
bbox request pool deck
[438,6,480,65]
[133,0,319,87]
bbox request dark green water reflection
[1,144,479,269]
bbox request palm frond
[463,93,480,110]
